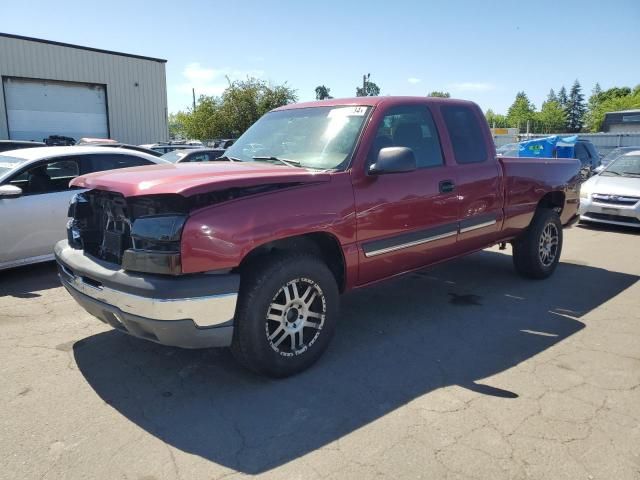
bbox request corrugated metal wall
[0,35,168,145]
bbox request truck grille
[68,191,133,264]
[68,190,190,267]
[591,194,640,206]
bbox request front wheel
[512,209,563,279]
[231,253,339,377]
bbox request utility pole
[192,88,196,110]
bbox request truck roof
[273,96,477,111]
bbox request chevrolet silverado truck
[55,97,581,377]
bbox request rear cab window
[441,105,488,164]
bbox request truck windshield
[224,106,371,170]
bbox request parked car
[161,148,227,163]
[56,97,580,377]
[0,140,46,153]
[139,141,204,154]
[213,138,236,149]
[595,146,640,173]
[83,142,163,157]
[0,146,167,270]
[574,138,601,173]
[76,138,118,145]
[579,150,640,228]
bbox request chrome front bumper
[55,240,240,348]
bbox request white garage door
[3,77,109,142]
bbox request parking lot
[1,224,639,480]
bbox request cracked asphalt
[1,224,639,480]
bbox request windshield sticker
[328,106,367,118]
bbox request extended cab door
[439,104,504,252]
[352,103,459,285]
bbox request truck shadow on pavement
[73,250,638,474]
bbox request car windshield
[602,153,640,177]
[601,147,639,166]
[0,154,27,178]
[224,106,371,170]
[161,151,189,163]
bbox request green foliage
[315,85,332,100]
[588,90,640,132]
[507,92,536,130]
[428,91,450,98]
[173,77,297,140]
[356,74,380,96]
[535,100,567,133]
[485,109,508,128]
[168,112,187,139]
[565,80,587,132]
[557,86,568,108]
[547,89,557,103]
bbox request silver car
[579,150,640,228]
[0,146,166,270]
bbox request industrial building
[601,109,640,133]
[0,33,168,145]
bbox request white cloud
[176,62,265,97]
[449,82,495,92]
[407,77,421,84]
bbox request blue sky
[3,0,639,114]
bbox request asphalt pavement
[1,224,639,479]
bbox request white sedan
[579,150,640,228]
[0,146,167,270]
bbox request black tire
[231,253,339,377]
[512,209,563,279]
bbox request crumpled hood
[583,174,640,197]
[71,161,331,197]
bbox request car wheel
[512,208,563,279]
[231,253,339,377]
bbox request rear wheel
[231,253,339,377]
[512,209,563,279]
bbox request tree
[536,100,567,133]
[428,91,450,98]
[485,109,508,128]
[547,89,558,103]
[175,77,297,140]
[557,86,568,108]
[507,91,536,130]
[588,89,640,132]
[315,85,332,100]
[565,80,587,132]
[168,112,187,139]
[356,73,380,96]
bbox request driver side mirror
[0,184,23,199]
[369,147,417,175]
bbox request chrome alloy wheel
[265,277,326,357]
[538,222,559,267]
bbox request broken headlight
[122,215,187,275]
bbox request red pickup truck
[55,97,581,377]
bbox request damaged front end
[66,182,300,275]
[67,191,188,275]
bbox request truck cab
[56,97,581,377]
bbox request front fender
[180,174,356,274]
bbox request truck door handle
[439,180,455,193]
